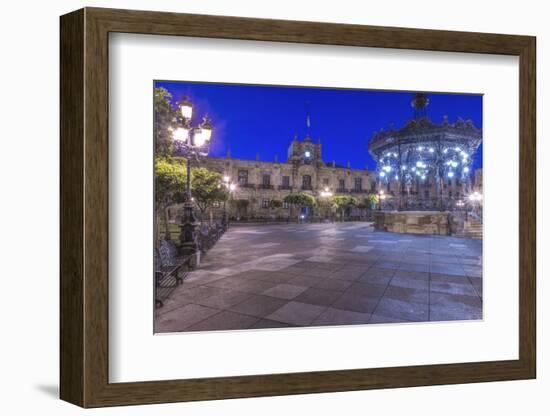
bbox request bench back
[157,239,179,268]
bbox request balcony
[278,185,292,191]
[239,183,255,189]
[259,184,274,190]
[336,188,349,193]
[301,186,313,191]
[350,188,366,193]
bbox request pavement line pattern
[155,222,482,333]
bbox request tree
[332,195,358,221]
[364,193,379,210]
[154,87,177,157]
[283,193,316,221]
[269,199,283,209]
[316,196,334,220]
[190,167,228,220]
[154,157,186,242]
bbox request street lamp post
[172,96,213,256]
[319,187,333,221]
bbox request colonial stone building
[201,134,377,220]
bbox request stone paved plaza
[155,222,482,333]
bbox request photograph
[153,81,483,333]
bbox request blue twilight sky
[155,81,483,171]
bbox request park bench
[197,222,225,253]
[154,239,193,308]
[155,223,227,308]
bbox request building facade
[201,134,377,220]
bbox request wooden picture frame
[60,7,536,408]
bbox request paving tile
[349,245,374,253]
[196,289,253,310]
[462,265,482,278]
[155,304,221,333]
[398,262,430,273]
[469,276,483,297]
[384,285,429,304]
[430,281,478,297]
[357,273,393,286]
[380,253,404,262]
[346,282,388,298]
[459,257,482,266]
[266,301,327,326]
[328,267,367,281]
[183,271,227,285]
[306,255,335,263]
[286,274,324,287]
[393,269,430,281]
[361,266,395,277]
[339,265,370,274]
[430,255,460,265]
[205,276,253,290]
[261,283,308,300]
[229,295,288,318]
[155,295,195,316]
[312,277,354,292]
[430,303,482,321]
[369,314,410,324]
[299,267,335,278]
[430,292,482,309]
[312,307,371,326]
[373,297,429,322]
[401,255,431,265]
[254,271,296,284]
[185,310,260,332]
[172,285,226,303]
[232,279,278,294]
[293,287,342,307]
[248,319,297,329]
[374,260,401,270]
[279,266,311,276]
[234,270,273,280]
[331,292,381,314]
[430,273,470,284]
[429,263,466,276]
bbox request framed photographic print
[60,7,536,408]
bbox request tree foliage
[154,157,186,212]
[364,193,379,210]
[269,199,283,209]
[331,195,358,212]
[190,167,228,214]
[283,193,316,207]
[154,87,177,156]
